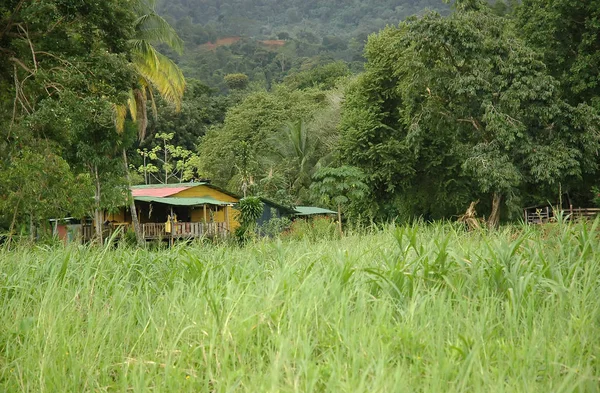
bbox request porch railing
[82,222,229,241]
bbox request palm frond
[127,89,138,122]
[133,88,148,141]
[113,104,128,134]
[132,44,185,111]
[134,13,184,54]
[146,84,158,120]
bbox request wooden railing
[82,225,94,241]
[142,222,228,239]
[82,222,229,241]
[524,207,600,224]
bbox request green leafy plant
[310,166,368,236]
[235,197,264,243]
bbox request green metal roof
[261,198,297,215]
[294,206,337,216]
[134,196,231,206]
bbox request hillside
[155,0,448,90]
[157,0,446,41]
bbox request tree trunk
[123,149,145,247]
[93,164,103,244]
[488,192,502,229]
[8,196,21,246]
[29,212,35,242]
[337,203,343,238]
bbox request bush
[258,215,292,238]
[283,217,337,242]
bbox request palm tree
[116,0,186,140]
[116,0,186,245]
[267,119,324,203]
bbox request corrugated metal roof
[131,182,207,189]
[134,196,231,206]
[132,187,190,197]
[131,182,205,197]
[294,206,337,216]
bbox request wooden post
[169,206,174,248]
[203,204,207,222]
[337,203,343,237]
[225,205,230,234]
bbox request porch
[82,221,229,242]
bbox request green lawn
[1,221,599,392]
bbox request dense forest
[1,0,599,240]
[154,0,453,90]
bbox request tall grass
[1,221,599,392]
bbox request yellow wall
[174,185,240,230]
[104,210,126,223]
[190,205,240,231]
[174,185,238,203]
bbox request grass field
[1,221,599,392]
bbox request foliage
[282,217,338,242]
[310,166,369,211]
[0,149,91,231]
[197,86,327,195]
[0,0,137,233]
[136,133,200,184]
[237,197,264,226]
[257,213,292,238]
[283,62,351,90]
[516,0,600,108]
[224,73,250,90]
[143,79,230,151]
[235,196,264,242]
[339,7,600,221]
[2,221,600,390]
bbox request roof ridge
[131,182,206,189]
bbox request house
[82,182,315,242]
[83,182,241,241]
[56,181,337,243]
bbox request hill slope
[157,0,446,41]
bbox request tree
[310,166,368,236]
[197,86,326,192]
[0,0,136,239]
[516,0,600,108]
[115,0,187,246]
[0,149,91,244]
[339,7,600,225]
[224,73,250,90]
[136,133,200,184]
[266,114,337,203]
[144,79,229,151]
[117,0,187,141]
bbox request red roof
[131,187,189,198]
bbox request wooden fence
[524,207,600,225]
